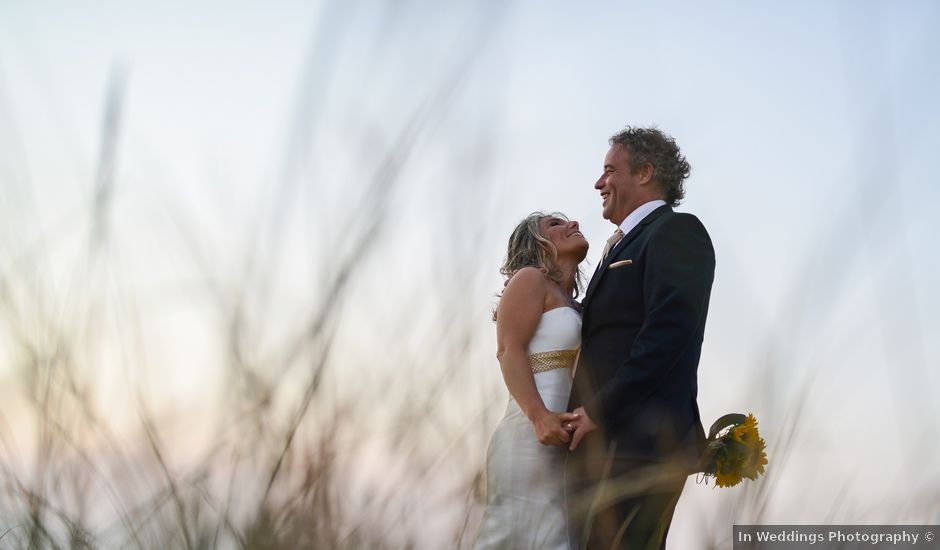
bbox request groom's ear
[634,162,654,186]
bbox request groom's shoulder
[651,210,714,253]
[654,209,709,234]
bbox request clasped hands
[531,406,597,451]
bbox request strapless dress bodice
[521,306,581,411]
[526,306,581,355]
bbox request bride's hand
[531,409,580,446]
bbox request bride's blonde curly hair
[494,211,584,321]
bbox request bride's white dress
[474,306,581,550]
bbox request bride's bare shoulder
[497,268,551,321]
[501,267,551,302]
[505,267,551,289]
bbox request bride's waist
[506,364,572,397]
[506,373,571,414]
[527,348,578,374]
[500,350,574,414]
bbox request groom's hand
[568,407,597,451]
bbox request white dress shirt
[617,199,667,238]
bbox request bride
[474,212,588,550]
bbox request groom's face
[595,144,642,225]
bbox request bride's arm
[496,268,576,446]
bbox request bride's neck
[555,257,579,297]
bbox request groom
[564,127,715,549]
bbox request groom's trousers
[565,436,688,550]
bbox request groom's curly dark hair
[610,126,691,207]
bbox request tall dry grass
[0,2,508,548]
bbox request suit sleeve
[584,213,715,429]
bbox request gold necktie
[602,228,625,261]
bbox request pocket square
[608,259,633,269]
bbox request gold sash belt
[528,349,578,373]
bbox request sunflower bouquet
[698,413,768,488]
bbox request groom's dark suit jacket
[569,204,715,469]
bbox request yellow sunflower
[715,454,745,488]
[704,412,769,488]
[744,435,769,480]
[731,413,759,444]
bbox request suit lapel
[582,205,672,309]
